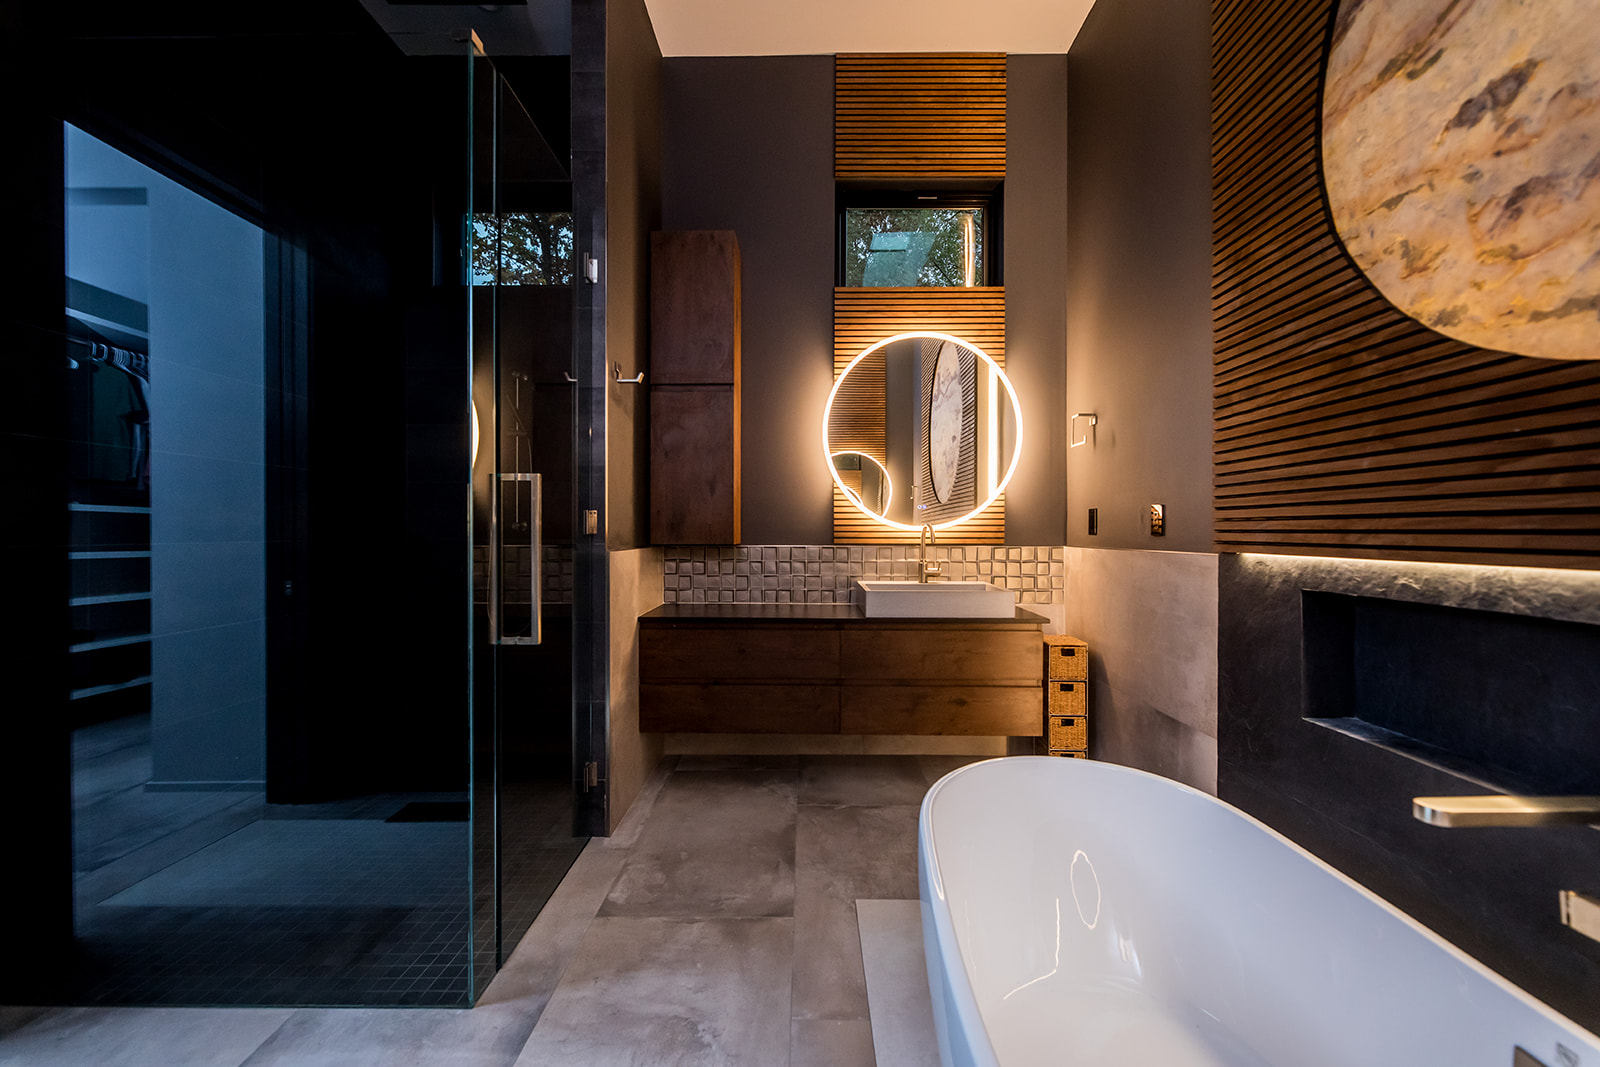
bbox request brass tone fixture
[1069,412,1096,448]
[918,523,943,583]
[1560,890,1600,944]
[1411,796,1600,828]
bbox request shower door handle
[492,472,541,646]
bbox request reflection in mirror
[825,332,1020,533]
[831,450,893,517]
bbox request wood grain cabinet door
[640,625,840,682]
[840,627,1041,686]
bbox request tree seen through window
[470,212,574,285]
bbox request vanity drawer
[840,628,1042,686]
[841,686,1043,735]
[641,684,840,733]
[641,625,840,682]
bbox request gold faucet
[1412,795,1600,828]
[918,523,943,583]
[1414,793,1600,948]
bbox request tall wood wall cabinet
[649,230,741,544]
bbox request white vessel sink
[855,580,1017,618]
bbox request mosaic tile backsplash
[662,545,1066,605]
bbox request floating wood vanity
[639,603,1048,735]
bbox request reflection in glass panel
[64,120,472,1007]
[468,212,575,285]
[842,207,985,287]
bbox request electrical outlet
[1087,508,1098,535]
[1150,503,1165,536]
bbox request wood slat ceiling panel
[1211,0,1600,567]
[836,53,1006,182]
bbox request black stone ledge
[641,603,1049,628]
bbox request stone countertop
[640,602,1050,627]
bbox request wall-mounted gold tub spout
[1411,796,1600,828]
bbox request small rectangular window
[838,191,998,288]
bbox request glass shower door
[468,51,587,997]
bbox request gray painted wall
[661,55,1072,546]
[660,56,836,546]
[604,0,662,550]
[1004,55,1070,546]
[1065,0,1213,552]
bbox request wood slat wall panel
[833,287,1007,543]
[836,53,1006,181]
[1211,0,1600,567]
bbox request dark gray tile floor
[2,754,972,1066]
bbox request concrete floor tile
[0,1006,291,1067]
[918,754,990,788]
[595,758,676,851]
[238,1006,529,1067]
[858,900,940,1067]
[601,768,796,918]
[791,805,920,1020]
[797,804,921,902]
[673,754,800,772]
[515,917,792,1066]
[799,756,932,808]
[0,1007,50,1039]
[791,1018,877,1067]
[478,845,628,1020]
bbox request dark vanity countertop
[640,602,1049,628]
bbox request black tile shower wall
[570,0,611,840]
[1218,553,1600,1034]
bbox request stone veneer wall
[660,545,1066,606]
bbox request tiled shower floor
[65,717,577,1007]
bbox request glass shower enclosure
[53,27,586,1007]
[467,49,590,1000]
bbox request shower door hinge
[583,509,599,535]
[584,761,599,789]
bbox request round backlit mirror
[823,332,1022,533]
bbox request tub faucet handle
[1412,795,1600,828]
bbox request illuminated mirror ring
[822,331,1023,534]
[828,450,894,515]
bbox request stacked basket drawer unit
[1044,635,1089,758]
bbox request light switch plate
[1150,503,1165,536]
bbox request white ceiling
[640,0,1097,56]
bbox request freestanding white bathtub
[919,757,1600,1067]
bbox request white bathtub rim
[917,755,1600,1063]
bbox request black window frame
[835,184,1003,288]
